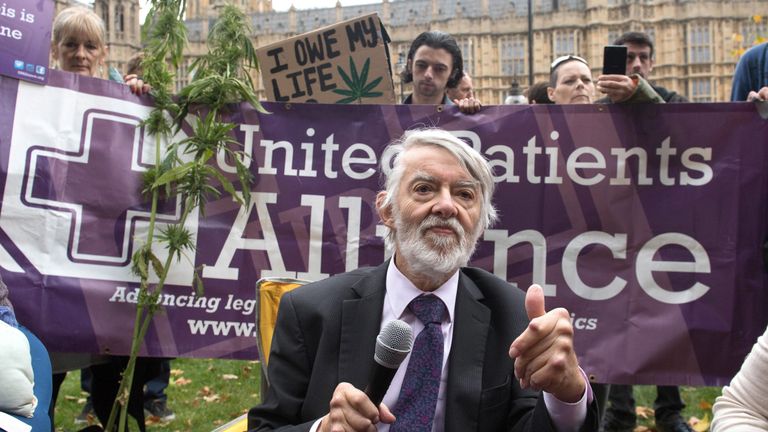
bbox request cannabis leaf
[333,57,384,104]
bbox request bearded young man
[400,31,482,114]
[248,128,598,432]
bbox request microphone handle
[364,363,398,406]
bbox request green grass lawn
[54,358,262,432]
[632,385,721,431]
[53,358,723,432]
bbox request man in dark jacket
[248,128,599,432]
[400,31,481,113]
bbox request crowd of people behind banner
[0,4,767,432]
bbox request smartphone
[602,45,628,75]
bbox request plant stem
[106,128,167,432]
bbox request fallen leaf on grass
[222,374,239,380]
[203,394,221,403]
[146,416,162,426]
[698,400,713,410]
[170,369,185,377]
[64,395,79,401]
[199,386,213,396]
[174,377,192,386]
[636,405,654,419]
[213,419,224,425]
[691,414,710,432]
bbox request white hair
[379,128,498,249]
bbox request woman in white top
[711,325,768,431]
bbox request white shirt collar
[385,256,458,323]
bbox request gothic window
[553,31,576,58]
[500,36,526,77]
[459,38,474,74]
[741,18,768,47]
[687,23,711,64]
[115,3,125,35]
[690,77,712,102]
[102,6,109,32]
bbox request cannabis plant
[106,2,262,431]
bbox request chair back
[209,277,308,432]
[255,277,309,386]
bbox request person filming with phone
[595,31,694,432]
[596,38,665,103]
[597,32,685,104]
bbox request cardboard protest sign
[0,0,54,84]
[256,13,395,104]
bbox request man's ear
[547,86,556,102]
[376,191,395,229]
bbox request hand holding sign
[508,284,586,403]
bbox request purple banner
[1,70,767,386]
[0,0,54,84]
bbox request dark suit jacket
[248,262,598,432]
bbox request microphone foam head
[375,319,414,369]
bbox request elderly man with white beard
[248,128,599,432]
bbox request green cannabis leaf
[333,57,384,104]
[107,3,261,432]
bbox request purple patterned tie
[391,295,446,432]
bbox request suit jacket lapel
[338,262,388,387]
[445,271,491,432]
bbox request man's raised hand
[508,284,586,403]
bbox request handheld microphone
[364,319,413,406]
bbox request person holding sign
[731,42,768,102]
[48,6,155,431]
[248,128,598,432]
[400,31,482,114]
[51,6,148,95]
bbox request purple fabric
[0,70,767,385]
[392,295,446,432]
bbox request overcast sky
[271,0,380,11]
[140,0,380,21]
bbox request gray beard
[394,213,479,284]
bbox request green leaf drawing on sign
[332,57,384,104]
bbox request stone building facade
[183,0,766,103]
[55,0,766,102]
